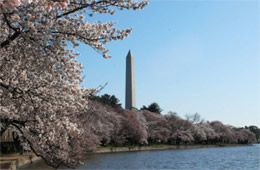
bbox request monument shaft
[125,50,136,109]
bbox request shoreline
[5,144,253,169]
[0,153,41,170]
[91,143,252,154]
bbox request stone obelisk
[125,50,136,110]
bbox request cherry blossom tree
[142,110,171,143]
[118,109,148,145]
[165,113,194,145]
[83,101,148,146]
[86,101,124,146]
[198,123,219,144]
[232,128,256,144]
[209,121,235,143]
[0,0,148,168]
[241,129,256,144]
[191,124,207,143]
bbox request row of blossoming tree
[88,101,257,148]
[0,0,148,168]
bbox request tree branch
[56,4,90,19]
[0,13,21,48]
[1,118,27,126]
[0,31,21,48]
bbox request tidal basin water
[23,144,260,170]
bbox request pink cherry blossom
[0,0,148,168]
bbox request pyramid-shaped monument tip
[127,50,133,58]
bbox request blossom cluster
[0,0,69,9]
[0,0,148,168]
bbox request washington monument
[125,50,136,109]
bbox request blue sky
[77,0,260,127]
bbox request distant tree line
[90,94,122,108]
[85,100,257,147]
[245,126,260,142]
[141,102,163,114]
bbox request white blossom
[0,0,148,168]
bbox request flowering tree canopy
[0,0,148,168]
[120,109,148,145]
[143,110,170,143]
[0,1,257,168]
[165,113,194,144]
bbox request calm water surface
[22,144,260,170]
